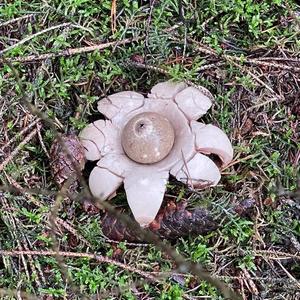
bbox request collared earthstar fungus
[79,81,233,227]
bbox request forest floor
[0,1,299,299]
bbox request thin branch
[276,260,300,289]
[0,250,159,282]
[124,61,215,101]
[0,14,38,28]
[0,128,38,172]
[0,118,40,152]
[171,36,300,72]
[0,23,71,55]
[0,288,40,300]
[255,250,300,261]
[1,37,141,63]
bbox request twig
[0,128,38,172]
[101,236,150,247]
[149,271,300,285]
[1,37,141,63]
[217,249,300,261]
[276,260,300,289]
[3,173,92,250]
[0,183,57,197]
[125,61,215,101]
[0,288,39,300]
[216,275,298,285]
[0,23,71,55]
[244,57,300,72]
[255,250,300,261]
[172,36,300,72]
[55,218,92,249]
[255,56,300,63]
[0,118,40,152]
[0,250,158,282]
[0,14,38,28]
[36,123,50,159]
[111,0,117,33]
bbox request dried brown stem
[0,14,38,28]
[0,288,40,300]
[1,37,141,63]
[0,128,38,172]
[0,118,40,152]
[0,250,158,282]
[0,23,71,55]
[171,36,300,72]
[125,60,215,101]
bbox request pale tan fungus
[79,81,234,227]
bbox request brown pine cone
[101,200,219,242]
[49,134,85,192]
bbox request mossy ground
[0,1,299,299]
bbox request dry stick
[173,36,300,72]
[125,61,215,101]
[55,218,93,249]
[256,56,300,63]
[217,250,300,261]
[217,275,298,285]
[0,22,71,56]
[0,128,38,172]
[244,57,300,72]
[0,196,31,281]
[0,250,158,283]
[36,122,50,159]
[156,271,299,285]
[110,0,117,33]
[0,37,141,63]
[0,118,40,151]
[255,250,300,261]
[0,288,40,300]
[276,260,300,289]
[228,58,283,100]
[48,179,90,300]
[4,173,92,249]
[3,59,242,300]
[0,14,38,28]
[0,183,57,197]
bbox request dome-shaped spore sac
[121,112,175,164]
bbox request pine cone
[49,134,85,192]
[102,200,219,242]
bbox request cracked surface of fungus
[79,81,234,227]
